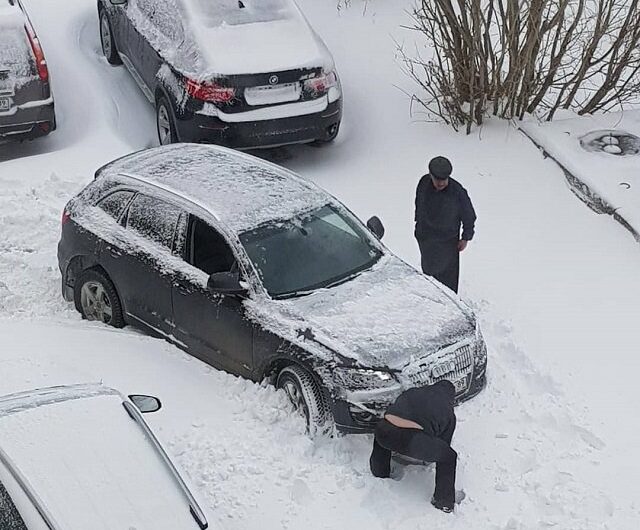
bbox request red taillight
[304,71,338,95]
[24,22,49,83]
[62,210,71,226]
[185,78,235,103]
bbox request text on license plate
[245,83,301,105]
[0,97,11,112]
[451,377,467,393]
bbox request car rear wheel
[277,365,329,435]
[156,98,178,146]
[74,269,125,328]
[99,10,122,66]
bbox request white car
[0,383,211,529]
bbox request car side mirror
[207,271,248,298]
[367,216,385,240]
[129,395,162,413]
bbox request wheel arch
[73,262,127,317]
[262,353,333,412]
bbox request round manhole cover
[579,130,640,156]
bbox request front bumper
[0,98,56,142]
[332,359,488,434]
[176,99,342,149]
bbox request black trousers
[369,419,457,507]
[417,238,460,293]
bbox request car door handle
[108,247,122,258]
[173,282,191,296]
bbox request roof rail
[117,171,220,222]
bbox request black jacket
[385,380,456,438]
[414,175,476,241]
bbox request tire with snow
[74,269,125,328]
[277,365,329,434]
[99,9,122,66]
[156,97,179,146]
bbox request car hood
[257,255,475,369]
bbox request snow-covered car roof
[97,143,332,233]
[127,0,333,77]
[0,383,209,530]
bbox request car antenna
[238,1,245,8]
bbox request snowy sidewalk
[520,111,640,241]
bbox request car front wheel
[74,269,125,328]
[99,10,122,66]
[277,365,329,435]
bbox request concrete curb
[518,127,640,242]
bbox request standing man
[414,156,476,293]
[369,381,459,513]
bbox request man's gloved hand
[457,240,469,252]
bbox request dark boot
[431,497,454,513]
[369,438,391,478]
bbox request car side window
[0,480,28,530]
[126,194,182,250]
[188,217,236,275]
[97,190,134,221]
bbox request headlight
[332,367,398,391]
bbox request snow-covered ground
[1,1,639,529]
[521,112,640,239]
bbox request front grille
[403,344,474,387]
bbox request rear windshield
[192,0,294,27]
[0,26,33,80]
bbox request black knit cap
[428,156,453,180]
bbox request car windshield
[239,205,382,298]
[192,0,294,27]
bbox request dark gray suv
[0,0,55,143]
[97,0,342,149]
[58,144,487,433]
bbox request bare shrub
[399,0,640,132]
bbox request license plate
[0,70,13,96]
[0,97,11,112]
[451,376,468,394]
[245,82,301,106]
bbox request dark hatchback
[58,144,487,433]
[0,0,55,143]
[97,0,342,148]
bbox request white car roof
[98,143,332,233]
[0,384,208,530]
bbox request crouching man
[369,380,459,513]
